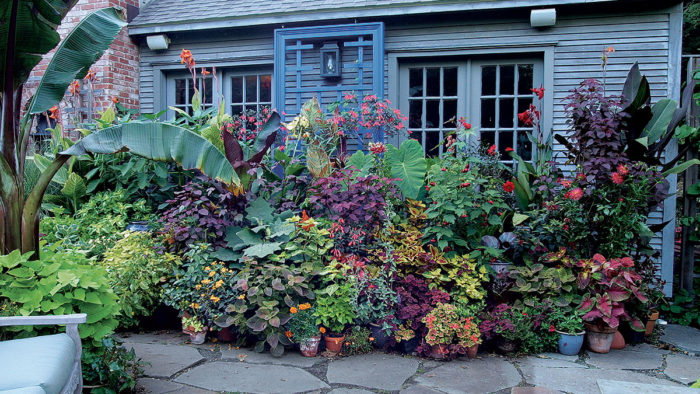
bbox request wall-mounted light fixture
[320,42,341,79]
[530,8,556,28]
[146,34,170,51]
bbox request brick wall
[21,0,139,134]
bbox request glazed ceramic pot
[369,323,391,348]
[188,329,207,345]
[216,327,236,343]
[556,330,585,355]
[585,323,617,353]
[299,336,321,357]
[399,337,419,354]
[324,335,345,353]
[466,343,479,359]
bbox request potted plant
[422,303,482,360]
[182,315,208,344]
[481,233,518,274]
[394,322,419,354]
[577,254,648,353]
[286,303,322,357]
[351,269,398,349]
[548,308,585,356]
[479,303,519,354]
[314,283,356,354]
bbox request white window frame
[222,70,273,116]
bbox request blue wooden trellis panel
[273,22,385,122]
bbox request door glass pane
[231,104,243,115]
[409,68,423,97]
[481,131,495,148]
[518,64,534,94]
[425,100,440,128]
[517,131,533,160]
[245,76,257,102]
[409,100,422,129]
[498,131,513,158]
[203,78,213,104]
[231,77,243,103]
[482,66,496,96]
[499,98,514,128]
[481,98,496,128]
[443,100,457,125]
[426,68,440,96]
[425,131,440,157]
[444,68,458,96]
[260,75,272,102]
[175,79,187,105]
[500,65,515,95]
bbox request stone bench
[0,314,87,394]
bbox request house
[127,0,682,293]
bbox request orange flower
[285,331,293,338]
[180,49,196,69]
[112,97,119,104]
[368,337,375,342]
[319,327,326,334]
[48,106,59,119]
[69,80,80,95]
[84,69,97,82]
[605,46,615,54]
[201,68,210,76]
[290,307,298,314]
[298,303,311,311]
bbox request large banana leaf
[61,122,241,187]
[1,0,77,91]
[27,7,126,115]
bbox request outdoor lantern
[320,42,341,78]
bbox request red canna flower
[503,181,515,193]
[531,86,545,99]
[487,144,497,156]
[505,147,514,152]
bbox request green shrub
[342,326,373,355]
[101,231,182,328]
[40,189,153,258]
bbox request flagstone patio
[121,324,700,394]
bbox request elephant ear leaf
[60,122,240,187]
[387,140,426,199]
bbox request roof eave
[128,0,620,36]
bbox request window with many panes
[399,58,543,160]
[166,70,272,119]
[168,76,214,116]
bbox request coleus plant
[575,253,648,330]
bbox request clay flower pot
[466,343,479,359]
[299,336,321,357]
[324,334,345,354]
[585,323,617,353]
[645,310,659,337]
[556,330,585,356]
[429,343,449,359]
[611,330,626,350]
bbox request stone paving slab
[597,379,699,393]
[328,389,376,394]
[516,357,586,369]
[220,346,323,368]
[137,378,217,394]
[586,347,665,370]
[400,384,445,393]
[174,361,329,393]
[414,357,521,394]
[326,353,419,391]
[520,362,685,394]
[511,387,563,394]
[119,332,188,346]
[664,354,700,384]
[124,342,205,378]
[662,325,700,353]
[537,352,580,362]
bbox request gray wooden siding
[135,4,679,292]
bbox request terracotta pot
[611,330,626,350]
[429,343,449,360]
[299,336,321,357]
[187,329,207,345]
[324,335,345,353]
[645,310,659,337]
[466,343,479,359]
[585,323,617,353]
[216,327,236,343]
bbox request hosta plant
[508,263,579,308]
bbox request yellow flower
[195,284,202,290]
[238,294,245,300]
[208,271,216,277]
[214,280,224,289]
[204,266,211,271]
[190,302,200,309]
[290,307,298,314]
[201,279,211,285]
[210,295,220,303]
